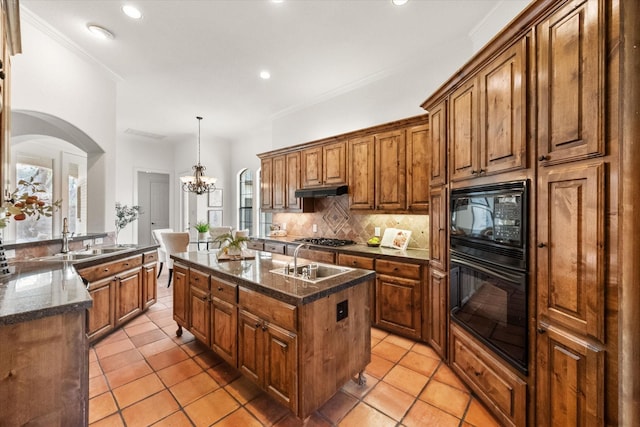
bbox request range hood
[295,185,348,198]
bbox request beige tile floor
[89,267,501,426]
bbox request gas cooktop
[293,237,356,247]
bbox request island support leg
[176,324,183,337]
[357,371,366,386]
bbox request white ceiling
[19,0,529,144]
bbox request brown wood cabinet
[238,287,298,413]
[535,324,604,426]
[285,244,335,264]
[451,324,527,427]
[272,155,286,210]
[189,268,210,345]
[375,129,406,210]
[115,267,143,326]
[428,100,447,187]
[78,254,150,342]
[286,151,302,210]
[347,135,375,210]
[427,268,447,359]
[406,124,430,211]
[142,251,158,310]
[301,140,347,188]
[537,0,604,166]
[375,260,421,340]
[337,253,375,324]
[449,77,479,182]
[210,277,238,366]
[429,186,448,272]
[260,157,273,210]
[172,262,189,329]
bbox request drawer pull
[124,263,129,267]
[103,268,109,272]
[218,286,223,291]
[255,322,261,328]
[474,371,481,377]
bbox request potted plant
[193,221,210,241]
[213,232,250,257]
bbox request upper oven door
[450,180,528,250]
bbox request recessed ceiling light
[392,0,409,5]
[122,5,142,19]
[260,70,271,80]
[86,24,114,40]
[272,0,285,3]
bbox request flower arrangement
[193,221,210,233]
[0,176,62,228]
[115,203,142,244]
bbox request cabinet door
[427,268,447,359]
[190,286,211,345]
[211,297,237,366]
[479,37,527,175]
[286,151,302,211]
[348,135,375,210]
[429,187,448,272]
[376,274,421,339]
[260,157,273,210]
[536,326,604,426]
[537,0,603,165]
[238,309,263,384]
[323,140,347,185]
[115,268,143,326]
[375,129,406,210]
[264,323,298,412]
[301,146,322,188]
[272,155,286,210]
[406,124,430,211]
[87,277,115,341]
[429,100,447,186]
[449,77,479,181]
[142,263,157,310]
[538,162,605,341]
[173,264,189,327]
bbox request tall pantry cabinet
[421,0,638,425]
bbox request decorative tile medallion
[322,200,350,234]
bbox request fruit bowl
[367,242,381,247]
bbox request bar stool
[161,232,189,287]
[151,228,173,278]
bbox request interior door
[138,172,170,245]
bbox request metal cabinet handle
[538,155,549,161]
[217,286,223,291]
[537,243,547,248]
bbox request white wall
[11,15,117,233]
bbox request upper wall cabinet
[260,157,273,210]
[375,129,406,211]
[260,151,310,212]
[348,135,375,210]
[301,140,347,188]
[406,124,430,211]
[450,36,528,183]
[537,0,604,166]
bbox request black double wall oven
[449,180,529,373]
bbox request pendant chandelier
[180,116,217,195]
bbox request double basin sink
[269,261,353,283]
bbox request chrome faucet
[292,243,309,277]
[61,217,70,253]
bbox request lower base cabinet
[115,268,143,326]
[86,277,115,341]
[450,323,527,427]
[211,277,238,366]
[427,268,447,358]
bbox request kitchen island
[171,250,375,419]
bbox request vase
[198,232,207,242]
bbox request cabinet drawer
[247,240,264,251]
[78,255,143,283]
[375,259,421,280]
[264,242,286,254]
[189,268,210,291]
[239,287,297,332]
[143,251,158,264]
[337,253,374,270]
[450,324,526,427]
[211,277,237,304]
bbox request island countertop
[171,250,376,306]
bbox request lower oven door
[450,251,528,373]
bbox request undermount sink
[269,262,353,283]
[39,246,130,261]
[77,247,128,255]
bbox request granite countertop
[172,250,376,306]
[0,261,91,325]
[254,235,430,263]
[0,244,159,326]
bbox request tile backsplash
[272,195,429,249]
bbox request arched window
[238,169,253,234]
